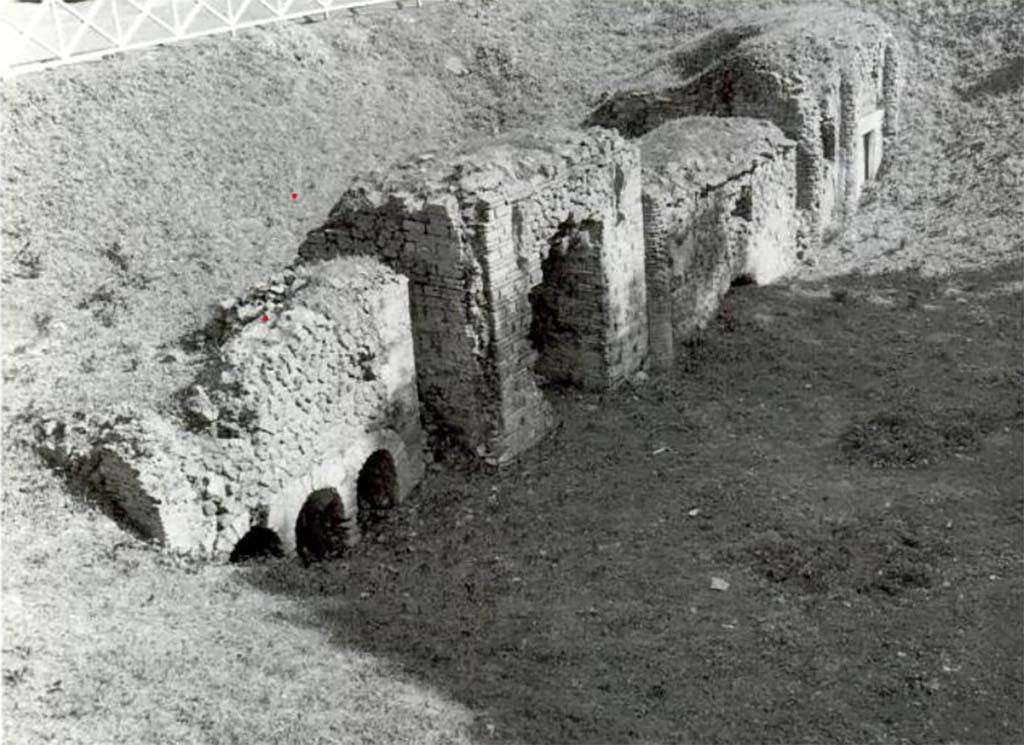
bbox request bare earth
[1,1,1022,743]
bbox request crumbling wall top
[597,6,895,106]
[676,7,894,88]
[201,256,412,443]
[330,125,632,214]
[640,117,794,192]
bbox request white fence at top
[0,0,452,78]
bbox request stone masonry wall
[37,256,425,557]
[299,127,648,465]
[586,7,901,254]
[640,118,797,370]
[30,9,904,560]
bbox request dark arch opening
[230,526,285,564]
[820,114,836,162]
[356,449,399,529]
[527,218,606,388]
[295,487,357,564]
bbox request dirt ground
[246,263,1024,744]
[1,1,1022,743]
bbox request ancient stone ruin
[38,258,425,557]
[586,6,902,251]
[299,127,649,465]
[35,8,901,561]
[640,117,797,371]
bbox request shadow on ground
[237,263,1023,744]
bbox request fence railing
[0,0,451,78]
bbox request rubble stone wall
[37,257,425,557]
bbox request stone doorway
[527,219,607,388]
[863,129,875,182]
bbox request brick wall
[300,127,648,464]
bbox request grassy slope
[2,1,1022,743]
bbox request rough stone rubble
[37,257,424,557]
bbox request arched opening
[356,449,399,529]
[295,487,357,564]
[230,526,285,564]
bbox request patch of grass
[839,406,993,468]
[74,285,127,328]
[742,516,952,597]
[6,241,43,281]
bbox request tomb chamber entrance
[528,219,608,388]
[356,448,399,529]
[295,487,356,564]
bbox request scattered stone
[444,56,468,76]
[184,385,219,426]
[710,576,730,591]
[236,303,263,322]
[202,473,227,501]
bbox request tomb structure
[641,117,798,371]
[33,10,906,558]
[586,6,901,251]
[299,127,649,465]
[36,257,425,558]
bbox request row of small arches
[229,449,398,565]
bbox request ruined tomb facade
[641,117,798,370]
[36,257,425,558]
[300,127,648,464]
[586,6,902,251]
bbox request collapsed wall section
[37,257,425,558]
[35,408,215,552]
[300,127,648,464]
[640,117,797,371]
